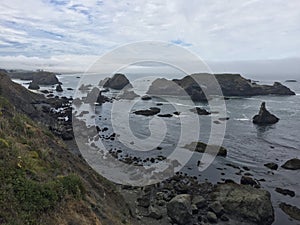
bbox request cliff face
[0,72,134,225]
[147,73,295,101]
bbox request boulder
[281,158,300,170]
[264,162,278,170]
[102,73,132,90]
[211,183,274,225]
[184,141,227,157]
[28,82,40,90]
[56,84,63,92]
[141,95,152,100]
[240,176,260,188]
[133,107,161,116]
[207,211,218,223]
[167,194,192,225]
[253,102,279,125]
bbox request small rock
[240,176,260,188]
[141,95,152,100]
[167,194,192,225]
[281,158,300,170]
[207,211,218,223]
[148,206,162,220]
[264,162,278,170]
[192,195,206,209]
[56,84,63,92]
[279,203,300,221]
[209,201,224,217]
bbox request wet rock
[190,107,211,115]
[253,102,279,125]
[184,141,227,157]
[264,162,278,170]
[240,176,260,188]
[208,201,224,217]
[102,73,132,90]
[157,114,173,118]
[281,158,300,170]
[56,84,63,92]
[141,95,152,100]
[211,183,274,225]
[207,211,218,223]
[167,194,192,225]
[133,107,161,116]
[279,203,300,221]
[275,188,295,197]
[28,82,40,90]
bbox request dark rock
[219,117,230,121]
[28,82,40,90]
[40,90,50,94]
[275,188,295,197]
[220,214,229,221]
[285,80,297,82]
[281,158,300,170]
[279,203,300,221]
[209,201,224,217]
[184,141,227,157]
[147,74,295,102]
[157,114,173,118]
[56,84,63,92]
[264,162,278,170]
[102,73,132,90]
[240,176,260,188]
[253,102,279,125]
[192,195,206,209]
[212,183,274,225]
[141,95,152,100]
[190,107,211,115]
[133,107,161,116]
[8,70,60,85]
[167,194,192,225]
[67,87,74,90]
[173,111,180,116]
[147,206,163,220]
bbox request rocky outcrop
[211,183,274,225]
[101,73,132,90]
[84,87,110,104]
[281,158,300,170]
[56,84,63,92]
[117,90,140,100]
[264,162,278,170]
[147,73,295,101]
[190,107,211,115]
[275,188,295,197]
[28,81,40,90]
[253,102,279,125]
[8,70,60,85]
[184,141,227,157]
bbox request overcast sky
[0,0,299,76]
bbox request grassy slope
[0,95,133,225]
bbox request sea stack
[253,102,279,125]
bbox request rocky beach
[1,69,299,225]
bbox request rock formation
[253,102,279,125]
[8,70,60,85]
[101,73,132,90]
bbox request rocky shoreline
[1,70,299,224]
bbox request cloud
[0,0,299,71]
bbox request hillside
[0,72,135,225]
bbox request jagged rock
[28,82,40,90]
[253,102,279,125]
[279,203,300,221]
[84,87,110,104]
[167,194,192,225]
[275,188,295,197]
[133,107,161,116]
[56,84,63,92]
[281,158,300,170]
[102,73,132,90]
[264,162,278,170]
[190,107,211,115]
[184,142,227,157]
[211,183,274,225]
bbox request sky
[0,0,299,76]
